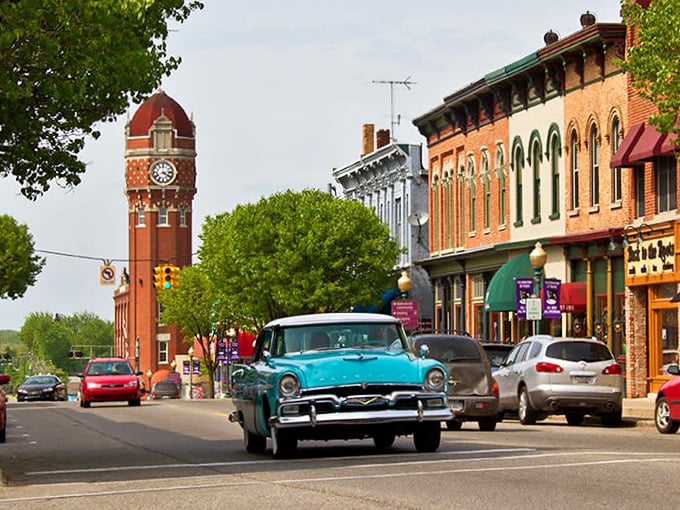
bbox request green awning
[484,253,533,312]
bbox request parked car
[494,335,623,427]
[411,334,498,431]
[17,374,67,402]
[229,313,452,458]
[149,381,180,400]
[79,358,143,408]
[481,343,514,373]
[0,373,9,442]
[655,363,680,434]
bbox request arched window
[467,155,476,233]
[496,144,506,226]
[611,116,622,203]
[590,124,599,207]
[512,139,524,226]
[532,141,541,222]
[550,134,560,218]
[570,132,579,210]
[481,151,491,230]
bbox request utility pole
[372,76,416,142]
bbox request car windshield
[23,376,57,385]
[546,341,613,363]
[414,336,482,363]
[87,361,134,376]
[271,322,406,356]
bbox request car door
[495,342,531,411]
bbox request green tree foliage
[157,265,237,398]
[19,311,113,375]
[620,0,680,139]
[0,0,204,199]
[199,189,402,326]
[0,215,45,300]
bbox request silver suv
[494,335,623,427]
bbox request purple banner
[515,277,534,318]
[542,278,562,319]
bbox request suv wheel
[478,417,497,431]
[413,422,441,452]
[518,387,538,425]
[565,413,585,426]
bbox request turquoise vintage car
[229,312,452,458]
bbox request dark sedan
[149,381,180,400]
[17,374,67,402]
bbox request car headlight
[424,367,446,392]
[42,388,54,393]
[278,373,300,398]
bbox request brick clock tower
[113,89,196,379]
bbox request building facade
[113,89,197,379]
[333,125,433,328]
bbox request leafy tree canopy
[620,0,680,139]
[0,0,204,199]
[198,189,402,326]
[0,214,45,300]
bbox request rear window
[416,336,482,363]
[546,341,613,363]
[483,347,510,366]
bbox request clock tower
[113,88,197,378]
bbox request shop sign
[626,235,675,278]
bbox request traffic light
[153,265,165,290]
[163,265,172,289]
[170,265,181,289]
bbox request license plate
[449,400,464,412]
[573,375,592,384]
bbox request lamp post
[227,328,237,397]
[170,359,176,372]
[529,242,547,335]
[398,269,411,299]
[188,346,194,400]
[146,369,152,397]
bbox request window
[467,155,476,233]
[481,152,491,230]
[514,145,524,225]
[458,161,466,243]
[570,132,579,210]
[496,145,506,226]
[137,208,145,226]
[634,166,645,218]
[656,156,677,213]
[179,208,188,227]
[611,117,622,203]
[395,197,402,249]
[158,207,168,225]
[590,125,599,207]
[431,173,440,249]
[550,135,560,217]
[158,341,168,364]
[532,141,541,222]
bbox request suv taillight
[602,364,622,375]
[491,379,499,396]
[535,361,563,373]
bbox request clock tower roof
[129,88,193,138]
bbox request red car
[1,373,9,442]
[79,358,143,408]
[655,364,680,433]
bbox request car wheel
[478,417,497,431]
[244,426,267,454]
[271,426,297,459]
[565,413,585,426]
[446,419,463,430]
[373,430,396,449]
[81,399,91,408]
[518,387,538,425]
[655,397,680,434]
[413,421,441,452]
[601,409,622,428]
[128,399,141,407]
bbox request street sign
[391,300,419,330]
[99,264,116,285]
[526,297,542,320]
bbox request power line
[35,249,199,264]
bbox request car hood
[270,349,437,388]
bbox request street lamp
[146,369,152,397]
[398,269,411,299]
[170,359,176,372]
[188,346,194,400]
[529,242,547,335]
[622,223,652,248]
[226,328,237,397]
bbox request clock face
[150,161,176,185]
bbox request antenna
[372,76,416,142]
[408,211,429,244]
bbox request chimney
[361,124,375,155]
[376,129,391,149]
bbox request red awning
[560,282,586,313]
[628,124,668,162]
[660,132,677,156]
[610,122,644,168]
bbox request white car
[494,335,623,427]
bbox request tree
[620,0,680,140]
[199,189,402,327]
[0,215,45,300]
[157,265,233,399]
[0,0,204,200]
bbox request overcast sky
[0,1,622,331]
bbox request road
[1,399,680,509]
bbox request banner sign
[515,278,534,318]
[542,278,562,319]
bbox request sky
[0,0,623,331]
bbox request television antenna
[372,76,416,142]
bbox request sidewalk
[622,395,656,425]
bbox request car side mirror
[263,351,272,364]
[418,344,430,358]
[668,364,680,376]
